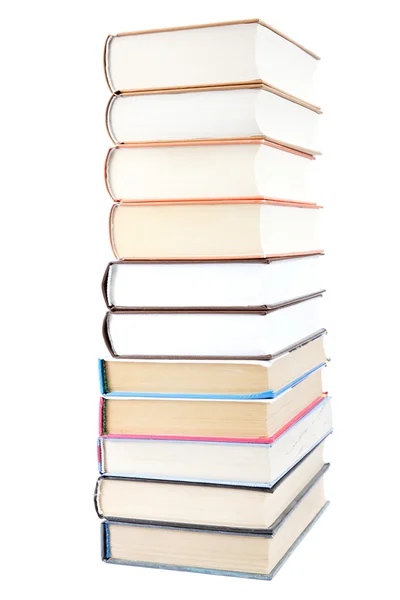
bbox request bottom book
[101,470,329,580]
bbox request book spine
[97,438,104,474]
[101,263,112,309]
[100,521,110,560]
[98,359,107,395]
[94,478,103,519]
[104,147,115,199]
[106,95,118,144]
[103,35,114,94]
[102,313,116,357]
[99,397,106,436]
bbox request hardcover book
[109,200,322,261]
[102,254,324,310]
[96,445,328,530]
[105,139,317,204]
[106,84,321,150]
[101,471,328,579]
[104,19,320,104]
[98,395,332,486]
[102,294,324,359]
[99,331,327,398]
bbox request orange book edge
[113,199,322,207]
[107,137,317,157]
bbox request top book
[104,19,320,105]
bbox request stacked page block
[96,18,331,580]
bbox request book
[105,139,316,204]
[101,473,328,579]
[99,331,327,399]
[98,395,332,486]
[106,84,321,150]
[95,444,328,530]
[102,294,324,359]
[104,19,320,104]
[102,254,324,310]
[99,365,326,440]
[109,200,322,261]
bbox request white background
[1,0,400,597]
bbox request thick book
[99,365,326,441]
[99,330,327,399]
[102,254,324,311]
[102,294,324,359]
[106,84,321,150]
[95,443,328,530]
[98,395,332,486]
[104,19,320,105]
[109,200,322,261]
[105,139,317,204]
[101,473,329,579]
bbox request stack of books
[95,19,332,580]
